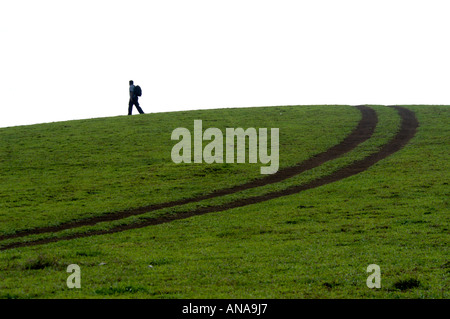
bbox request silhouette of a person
[128,80,144,115]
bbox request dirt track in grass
[0,105,418,250]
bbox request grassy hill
[0,105,448,298]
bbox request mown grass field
[0,105,448,299]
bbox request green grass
[0,105,448,299]
[0,105,358,234]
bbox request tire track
[1,105,417,251]
[0,105,376,244]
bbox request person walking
[128,80,145,115]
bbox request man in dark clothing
[128,80,145,115]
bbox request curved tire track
[2,105,418,250]
[0,105,376,243]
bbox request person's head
[129,80,134,85]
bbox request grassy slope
[0,105,448,299]
[0,105,358,234]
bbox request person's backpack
[134,85,142,97]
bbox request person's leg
[128,98,133,115]
[134,97,145,114]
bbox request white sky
[1,0,449,128]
